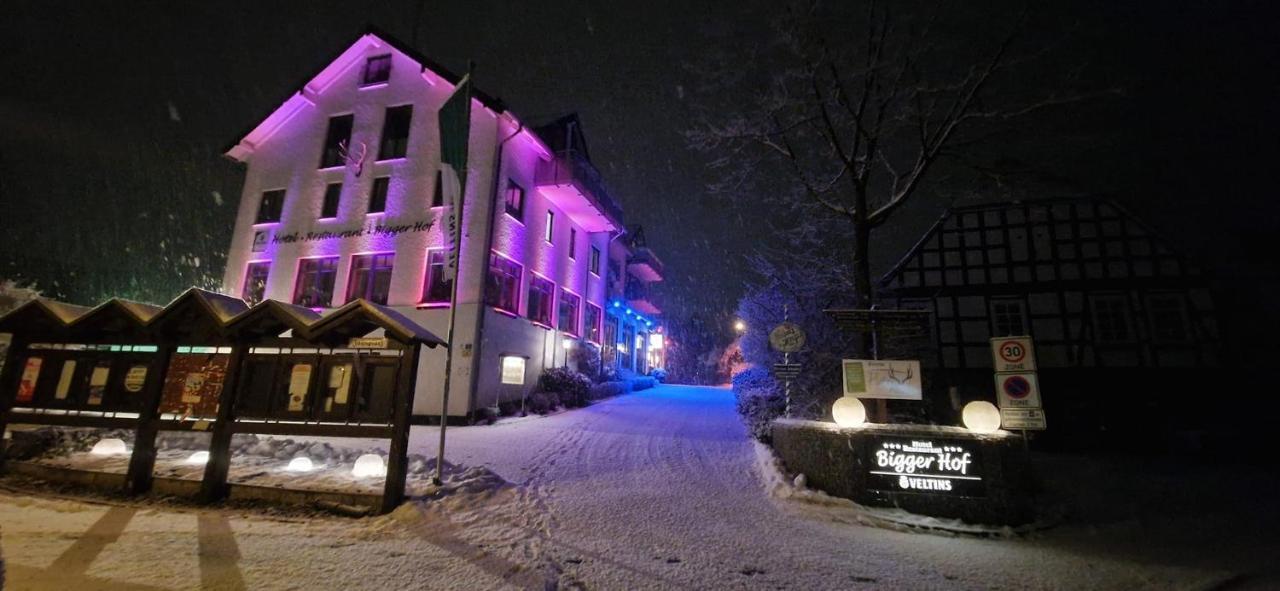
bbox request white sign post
[990,336,1046,432]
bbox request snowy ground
[2,384,1279,589]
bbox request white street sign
[842,359,922,400]
[991,336,1037,373]
[995,372,1042,409]
[1001,408,1047,430]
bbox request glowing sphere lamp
[962,401,1002,433]
[832,397,867,428]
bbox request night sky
[2,1,1277,351]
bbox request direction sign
[1000,408,1047,430]
[991,336,1036,372]
[772,362,802,380]
[825,309,932,337]
[769,322,807,353]
[995,372,1042,409]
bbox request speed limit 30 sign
[991,336,1036,372]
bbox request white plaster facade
[221,31,635,418]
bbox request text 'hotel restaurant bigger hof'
[222,30,666,419]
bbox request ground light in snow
[352,454,386,477]
[286,457,314,472]
[90,438,128,456]
[186,450,209,465]
[831,397,866,427]
[962,401,1002,433]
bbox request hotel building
[221,29,664,419]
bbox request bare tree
[689,1,1112,359]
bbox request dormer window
[361,54,392,86]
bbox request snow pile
[752,440,1022,537]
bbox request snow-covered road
[1,384,1276,589]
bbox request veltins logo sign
[866,437,985,497]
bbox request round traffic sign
[1002,375,1032,399]
[998,341,1026,363]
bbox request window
[569,229,577,260]
[1092,295,1130,342]
[559,290,581,336]
[377,105,413,160]
[421,249,454,304]
[369,177,389,214]
[590,246,601,275]
[1148,295,1189,342]
[321,183,342,219]
[485,254,522,314]
[256,189,284,224]
[584,303,602,343]
[527,276,555,326]
[242,262,271,304]
[293,257,339,307]
[431,170,444,207]
[504,180,525,220]
[319,114,354,169]
[990,300,1027,337]
[544,210,555,243]
[346,253,395,305]
[361,54,392,86]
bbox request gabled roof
[225,299,323,339]
[0,299,91,335]
[224,26,505,161]
[306,299,447,347]
[70,298,161,327]
[147,288,250,335]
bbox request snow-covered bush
[589,381,626,401]
[572,341,603,381]
[649,368,668,383]
[538,367,592,407]
[525,390,561,414]
[630,376,657,391]
[737,387,787,443]
[731,365,775,394]
[731,366,784,441]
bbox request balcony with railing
[627,246,664,283]
[535,149,625,233]
[625,275,662,317]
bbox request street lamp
[734,319,746,333]
[561,338,572,368]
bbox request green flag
[438,73,471,279]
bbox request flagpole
[434,62,473,486]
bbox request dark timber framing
[880,197,1219,371]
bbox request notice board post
[125,345,174,495]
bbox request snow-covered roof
[152,288,250,326]
[70,298,163,329]
[0,298,91,333]
[225,299,323,338]
[223,26,507,162]
[306,299,447,347]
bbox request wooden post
[125,345,173,495]
[0,335,30,473]
[200,345,247,503]
[382,342,422,513]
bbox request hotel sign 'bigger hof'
[867,437,986,496]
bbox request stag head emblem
[337,139,368,177]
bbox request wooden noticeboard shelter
[0,290,447,514]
